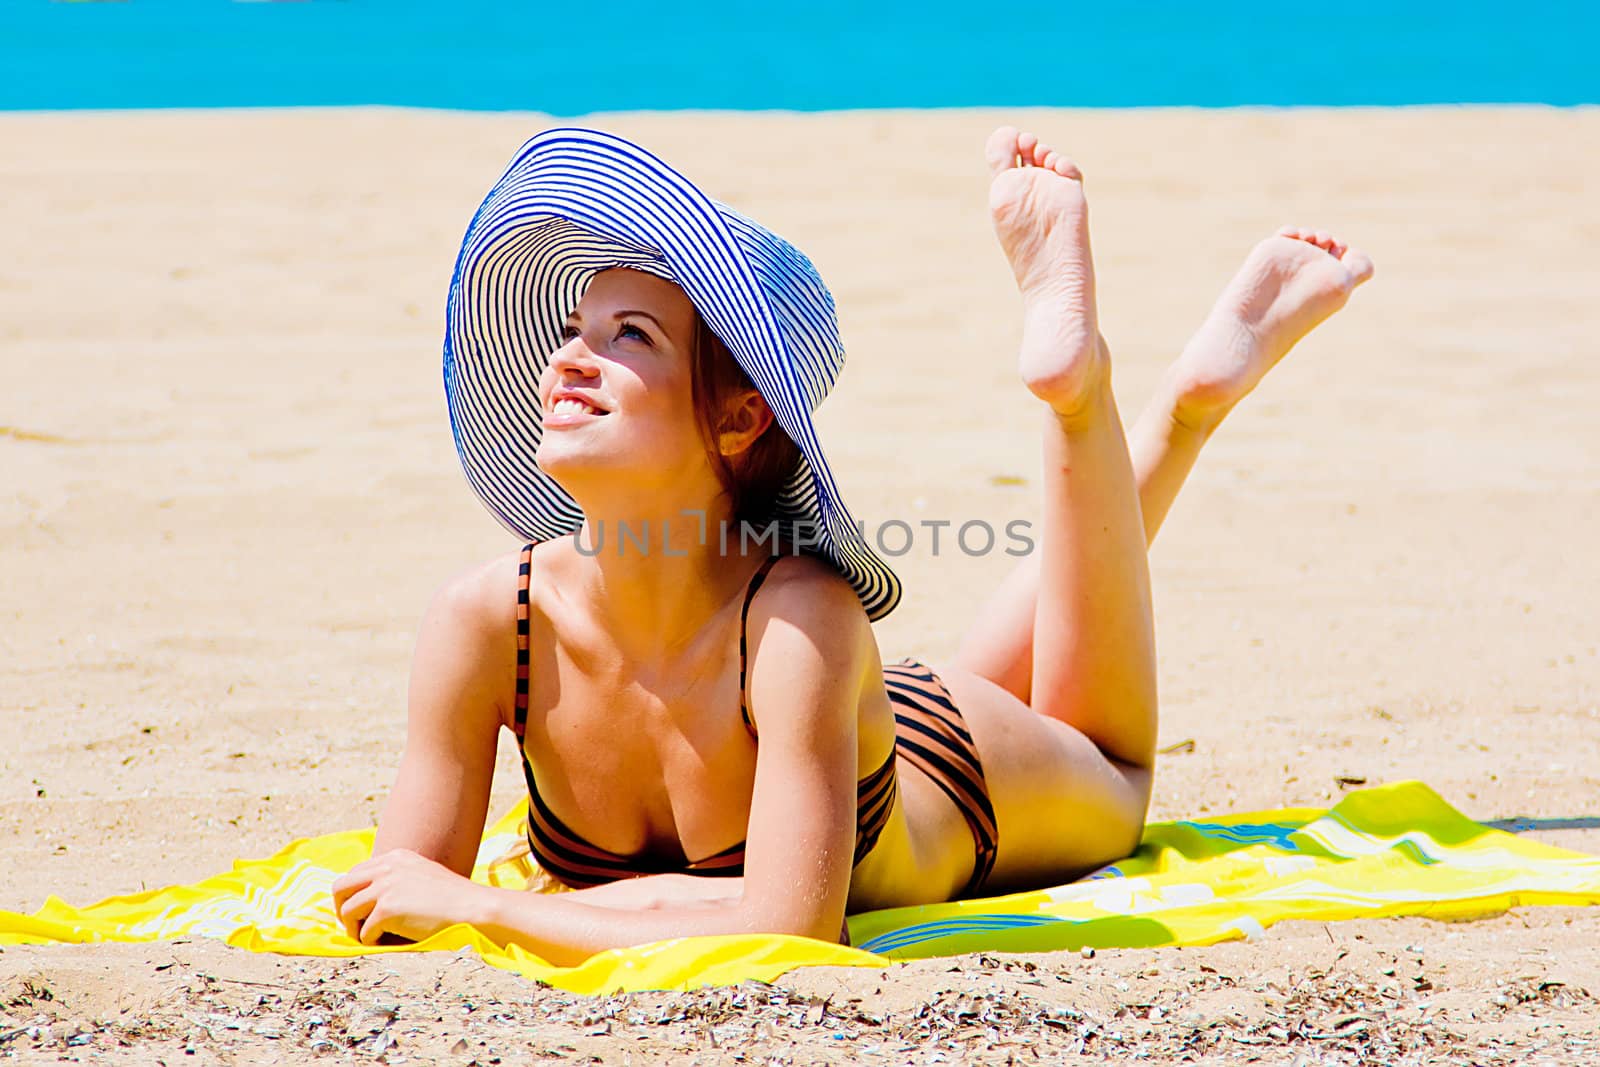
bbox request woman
[332,126,1373,963]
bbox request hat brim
[444,128,902,621]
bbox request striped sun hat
[443,127,902,621]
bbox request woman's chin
[534,445,634,493]
[534,441,596,478]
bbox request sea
[2,0,1596,112]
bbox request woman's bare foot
[985,126,1107,419]
[1169,228,1376,431]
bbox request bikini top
[512,546,898,889]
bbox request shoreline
[4,101,1598,117]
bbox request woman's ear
[718,389,775,457]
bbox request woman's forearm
[560,873,745,912]
[465,881,824,965]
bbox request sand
[2,106,1598,1064]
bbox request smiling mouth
[549,397,607,417]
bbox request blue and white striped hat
[443,127,902,621]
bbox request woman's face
[534,268,713,497]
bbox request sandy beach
[3,106,1598,1063]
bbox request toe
[1341,247,1376,286]
[985,126,1022,176]
[1017,131,1040,164]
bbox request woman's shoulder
[423,547,527,640]
[747,552,873,647]
[406,549,528,737]
[742,553,877,734]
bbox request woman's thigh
[932,663,1152,893]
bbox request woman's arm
[563,873,745,911]
[372,555,517,873]
[476,564,868,961]
[337,559,873,962]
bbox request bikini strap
[513,542,534,740]
[737,553,782,737]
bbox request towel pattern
[4,782,1597,994]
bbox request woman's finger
[337,886,379,941]
[358,906,391,947]
[331,857,384,900]
[330,872,368,910]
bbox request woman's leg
[977,128,1159,782]
[1131,225,1377,539]
[956,212,1376,705]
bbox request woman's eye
[559,325,580,341]
[618,323,652,345]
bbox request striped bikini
[512,545,1000,897]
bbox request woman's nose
[549,333,600,377]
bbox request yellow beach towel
[3,782,1597,994]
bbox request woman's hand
[331,849,488,946]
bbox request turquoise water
[3,0,1596,112]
